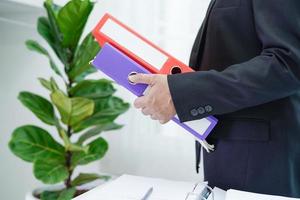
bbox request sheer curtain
[85,0,211,182]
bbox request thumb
[128,73,154,85]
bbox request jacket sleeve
[167,0,300,122]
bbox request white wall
[0,2,52,200]
[1,0,210,199]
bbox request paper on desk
[73,174,198,200]
[226,189,299,200]
[210,187,226,200]
[73,176,149,200]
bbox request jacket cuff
[167,72,215,122]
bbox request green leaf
[74,97,129,132]
[38,77,59,92]
[41,191,60,200]
[18,91,56,125]
[40,188,76,200]
[58,188,76,200]
[68,143,89,153]
[44,0,69,65]
[37,17,57,55]
[69,79,115,99]
[45,0,61,16]
[73,117,116,133]
[9,125,65,162]
[94,96,130,116]
[25,40,62,76]
[38,77,52,91]
[74,67,97,83]
[51,90,94,126]
[49,60,62,76]
[71,173,110,186]
[77,122,123,145]
[50,77,59,91]
[68,33,100,81]
[72,137,108,167]
[44,0,62,39]
[26,39,48,55]
[34,158,68,184]
[57,0,93,51]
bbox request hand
[128,73,176,124]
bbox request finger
[150,114,158,120]
[128,73,154,85]
[134,96,147,109]
[159,118,170,124]
[159,119,167,124]
[142,108,152,116]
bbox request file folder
[91,14,218,151]
[92,13,194,74]
[91,43,217,151]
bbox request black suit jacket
[167,0,300,197]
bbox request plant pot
[25,180,107,200]
[25,185,65,200]
[25,192,38,200]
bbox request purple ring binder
[91,43,217,141]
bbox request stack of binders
[90,13,218,152]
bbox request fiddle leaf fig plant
[8,0,129,199]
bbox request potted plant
[8,0,129,199]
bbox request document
[73,174,210,200]
[225,189,299,200]
[73,174,298,200]
[211,187,227,200]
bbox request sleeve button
[205,105,213,112]
[197,107,205,114]
[190,109,199,116]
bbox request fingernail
[129,72,137,77]
[128,72,137,84]
[129,72,137,79]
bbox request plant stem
[65,126,73,188]
[68,81,73,91]
[65,76,74,189]
[65,150,73,188]
[67,125,72,137]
